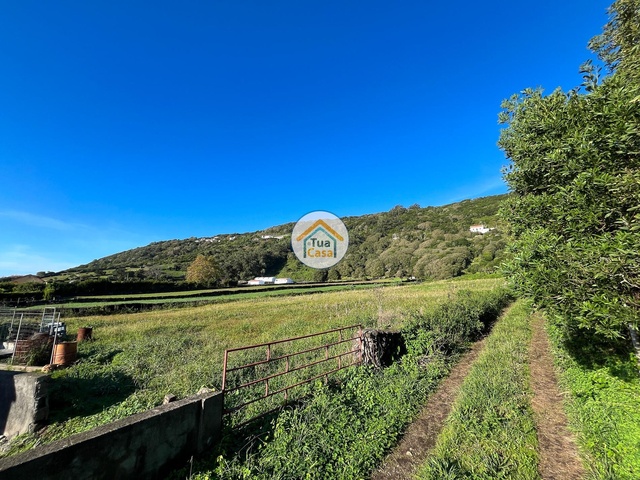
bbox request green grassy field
[1,276,504,458]
[21,280,402,314]
[69,279,401,300]
[185,283,512,479]
[6,274,637,478]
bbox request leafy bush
[498,0,640,340]
[403,288,513,355]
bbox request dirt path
[370,336,489,479]
[529,313,585,480]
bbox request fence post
[221,350,229,391]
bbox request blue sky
[0,1,611,276]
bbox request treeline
[0,279,199,303]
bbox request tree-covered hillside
[54,194,506,287]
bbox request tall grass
[183,286,512,479]
[545,322,640,480]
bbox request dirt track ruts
[371,336,489,479]
[529,313,585,480]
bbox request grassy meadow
[2,276,504,457]
[22,282,399,313]
[186,282,513,478]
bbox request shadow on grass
[48,346,137,421]
[48,369,136,421]
[561,329,639,382]
[166,403,295,479]
[170,379,346,479]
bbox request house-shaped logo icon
[291,212,349,269]
[296,220,345,259]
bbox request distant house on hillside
[469,224,494,234]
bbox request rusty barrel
[77,327,93,342]
[52,341,78,366]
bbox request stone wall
[0,390,223,480]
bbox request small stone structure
[0,371,49,439]
[0,389,223,480]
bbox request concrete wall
[0,371,49,439]
[0,390,223,480]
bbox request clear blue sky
[0,1,611,276]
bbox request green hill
[54,194,506,286]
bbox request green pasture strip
[71,279,400,301]
[18,282,409,314]
[545,321,640,480]
[17,277,502,315]
[56,285,368,308]
[181,287,513,479]
[74,287,221,300]
[416,300,539,480]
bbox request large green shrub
[499,0,640,339]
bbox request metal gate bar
[222,324,363,423]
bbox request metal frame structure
[222,324,363,425]
[0,307,64,364]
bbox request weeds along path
[371,321,493,479]
[529,313,585,480]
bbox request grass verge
[545,322,640,480]
[416,300,539,480]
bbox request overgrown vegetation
[416,300,538,480]
[177,286,512,479]
[497,2,640,476]
[546,320,640,479]
[499,0,640,341]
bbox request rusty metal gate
[222,324,363,426]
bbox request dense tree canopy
[499,0,640,339]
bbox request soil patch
[529,313,585,480]
[371,336,489,479]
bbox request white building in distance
[247,277,294,285]
[470,224,494,234]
